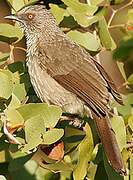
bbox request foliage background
[0,0,133,180]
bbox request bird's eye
[27,14,34,20]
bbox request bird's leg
[59,115,85,129]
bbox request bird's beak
[4,14,22,22]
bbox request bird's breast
[27,57,86,115]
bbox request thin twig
[109,24,125,29]
[107,0,133,29]
[108,10,116,27]
[9,45,15,64]
[14,46,27,52]
[117,81,129,90]
[61,159,74,171]
[117,0,133,11]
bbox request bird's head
[4,5,56,34]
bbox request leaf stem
[14,46,27,52]
[109,24,125,29]
[9,45,15,64]
[117,81,129,90]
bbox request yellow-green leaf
[6,109,24,127]
[23,114,46,152]
[128,115,133,130]
[128,74,133,85]
[62,0,98,27]
[42,128,64,144]
[0,53,9,62]
[111,116,126,151]
[73,123,94,180]
[90,0,105,5]
[0,24,23,43]
[99,16,112,49]
[49,4,67,24]
[67,30,100,51]
[17,103,62,128]
[6,0,25,12]
[0,70,13,99]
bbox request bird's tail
[91,112,127,176]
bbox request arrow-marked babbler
[4,5,127,176]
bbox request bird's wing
[39,33,122,116]
[39,33,126,175]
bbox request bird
[4,5,127,176]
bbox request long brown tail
[92,112,127,176]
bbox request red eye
[27,14,34,20]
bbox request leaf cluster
[0,0,133,180]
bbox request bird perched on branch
[5,5,126,176]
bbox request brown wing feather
[39,32,122,115]
[54,69,108,117]
[91,57,123,105]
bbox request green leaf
[17,103,62,128]
[128,115,133,131]
[0,24,23,44]
[99,16,112,49]
[62,0,98,27]
[128,9,133,25]
[110,36,117,50]
[128,74,133,85]
[60,15,79,31]
[6,0,25,12]
[64,135,85,143]
[23,0,39,7]
[42,105,62,128]
[68,10,99,27]
[8,61,25,74]
[7,94,21,110]
[9,159,42,180]
[23,114,46,151]
[87,161,97,179]
[103,150,124,180]
[111,116,126,151]
[117,62,127,81]
[95,7,107,17]
[117,94,133,116]
[0,70,13,99]
[90,0,105,5]
[0,141,11,163]
[9,153,34,172]
[0,53,10,64]
[6,109,24,127]
[83,16,100,26]
[42,128,64,144]
[73,123,94,180]
[113,37,133,61]
[67,30,100,51]
[130,155,133,180]
[113,47,132,61]
[62,0,97,15]
[115,0,126,4]
[13,83,26,102]
[12,72,20,84]
[24,160,38,175]
[49,4,67,24]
